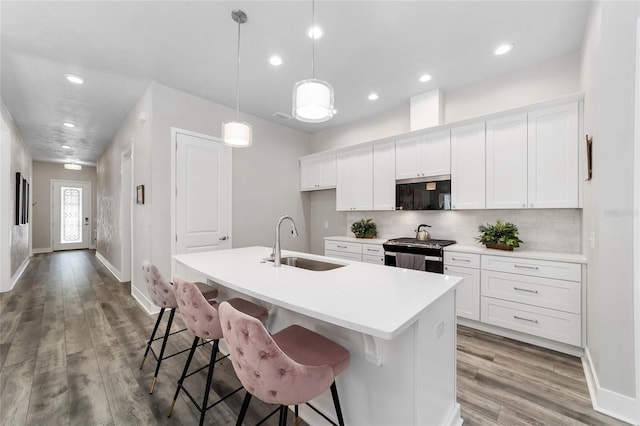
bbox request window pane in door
[61,186,82,244]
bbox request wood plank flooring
[0,250,630,425]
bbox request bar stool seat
[140,261,218,393]
[169,278,269,426]
[219,301,350,426]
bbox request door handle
[219,236,228,241]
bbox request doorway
[51,180,91,251]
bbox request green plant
[351,218,377,238]
[477,219,523,248]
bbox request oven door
[384,252,444,273]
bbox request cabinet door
[336,146,373,211]
[300,157,320,191]
[444,265,480,321]
[318,155,336,188]
[451,122,486,209]
[421,130,451,177]
[527,103,579,208]
[395,136,421,179]
[373,141,396,210]
[486,114,528,209]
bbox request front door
[175,130,231,254]
[52,180,91,251]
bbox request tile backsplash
[346,209,582,253]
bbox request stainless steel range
[383,238,456,273]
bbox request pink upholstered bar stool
[140,261,218,393]
[169,277,269,426]
[219,301,350,426]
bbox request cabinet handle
[514,287,539,294]
[337,245,348,249]
[514,265,539,270]
[522,203,526,207]
[451,257,471,262]
[513,315,538,324]
[366,248,378,252]
[530,203,534,207]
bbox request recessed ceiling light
[61,145,71,149]
[65,74,84,84]
[269,55,283,66]
[307,26,323,39]
[368,93,379,101]
[494,43,514,55]
[63,122,76,128]
[419,74,432,82]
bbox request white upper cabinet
[486,114,528,209]
[451,122,486,209]
[336,146,373,211]
[395,130,451,179]
[373,141,396,210]
[300,154,336,191]
[527,103,579,208]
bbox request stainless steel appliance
[383,237,456,273]
[396,175,451,211]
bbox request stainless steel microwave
[396,175,451,210]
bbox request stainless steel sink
[265,256,345,271]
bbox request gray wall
[581,0,639,404]
[1,100,32,291]
[31,161,97,251]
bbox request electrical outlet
[589,231,596,249]
[436,321,444,338]
[324,221,329,229]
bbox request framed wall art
[136,185,145,204]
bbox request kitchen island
[174,246,463,426]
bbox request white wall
[1,100,32,292]
[97,82,311,312]
[31,162,97,252]
[581,1,639,421]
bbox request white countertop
[324,236,388,245]
[174,246,461,340]
[445,244,587,264]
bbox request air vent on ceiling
[272,112,293,120]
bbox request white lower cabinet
[324,239,385,265]
[447,249,584,351]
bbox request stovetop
[383,237,457,250]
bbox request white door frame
[633,17,640,425]
[120,147,133,282]
[170,127,232,277]
[50,179,92,251]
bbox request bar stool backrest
[219,301,334,406]
[142,261,177,309]
[173,277,223,340]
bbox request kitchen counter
[173,246,462,426]
[445,243,587,264]
[323,235,388,245]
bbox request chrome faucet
[273,215,299,267]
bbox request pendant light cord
[235,15,241,120]
[311,0,315,79]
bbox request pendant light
[292,0,334,123]
[222,10,252,147]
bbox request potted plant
[351,218,378,239]
[477,219,523,251]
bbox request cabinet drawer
[482,255,581,282]
[362,254,385,265]
[444,252,480,269]
[324,240,362,254]
[325,249,362,262]
[482,270,580,314]
[362,244,384,256]
[481,297,581,346]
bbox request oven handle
[385,252,442,262]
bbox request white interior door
[176,131,231,254]
[52,180,91,251]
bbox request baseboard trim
[131,284,159,315]
[3,256,30,293]
[95,251,124,283]
[583,347,639,425]
[32,248,52,254]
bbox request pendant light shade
[292,0,334,123]
[293,79,334,123]
[222,121,252,147]
[223,9,252,148]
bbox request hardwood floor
[0,250,629,425]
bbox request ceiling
[1,1,591,166]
